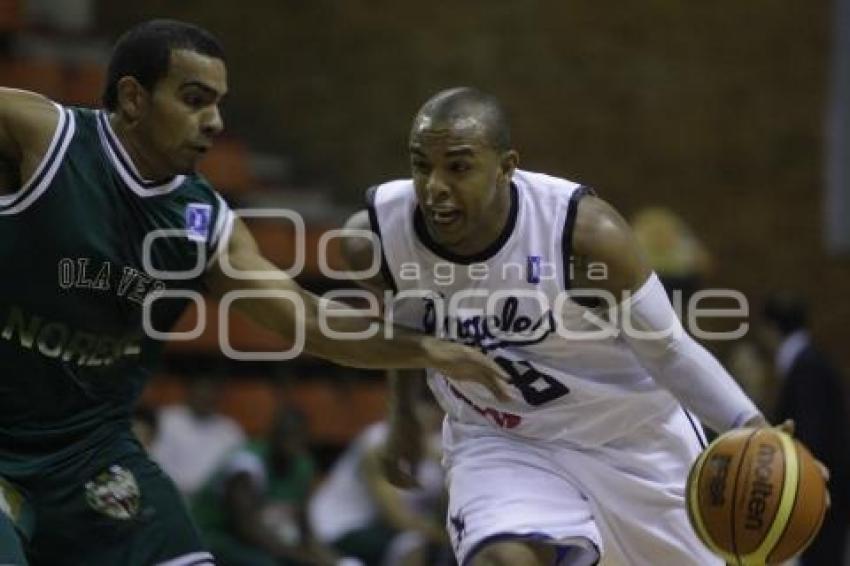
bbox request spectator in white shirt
[152,375,245,496]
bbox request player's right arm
[0,88,61,183]
[206,217,508,396]
[570,195,764,433]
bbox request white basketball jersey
[369,169,684,446]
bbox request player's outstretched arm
[0,88,61,180]
[206,218,508,398]
[571,196,763,433]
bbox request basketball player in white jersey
[340,87,773,566]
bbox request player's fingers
[449,372,509,402]
[470,371,510,402]
[471,357,510,401]
[482,355,510,381]
[816,460,830,482]
[776,419,795,435]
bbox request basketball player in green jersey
[0,20,506,565]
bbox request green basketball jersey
[0,105,233,476]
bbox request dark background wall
[98,1,850,368]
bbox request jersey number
[494,357,570,406]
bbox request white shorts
[441,406,723,566]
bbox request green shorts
[0,431,211,566]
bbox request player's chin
[176,156,202,175]
[428,219,467,246]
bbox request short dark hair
[414,87,512,151]
[103,19,225,111]
[762,292,808,336]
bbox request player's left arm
[203,218,509,397]
[571,195,767,433]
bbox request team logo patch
[85,464,141,520]
[186,203,213,242]
[527,255,542,284]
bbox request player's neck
[108,114,175,182]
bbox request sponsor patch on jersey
[85,464,141,520]
[186,203,213,242]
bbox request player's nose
[201,105,224,137]
[424,172,451,205]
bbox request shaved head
[412,87,511,151]
[407,87,519,256]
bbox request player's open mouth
[430,210,462,226]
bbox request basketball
[686,427,828,565]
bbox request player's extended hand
[421,337,509,401]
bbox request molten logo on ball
[745,442,777,530]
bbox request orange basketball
[686,427,828,565]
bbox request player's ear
[499,150,519,179]
[115,76,149,124]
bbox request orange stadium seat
[245,221,347,277]
[0,59,64,100]
[348,382,388,426]
[218,378,280,437]
[141,374,189,407]
[62,61,104,106]
[143,373,387,445]
[283,380,387,444]
[0,0,20,32]
[198,137,255,195]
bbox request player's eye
[450,161,471,173]
[182,93,207,109]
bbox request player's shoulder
[514,169,583,197]
[573,192,627,238]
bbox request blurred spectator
[131,403,158,453]
[25,0,93,33]
[309,384,451,566]
[152,376,244,496]
[193,407,338,566]
[632,207,712,306]
[758,292,850,566]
